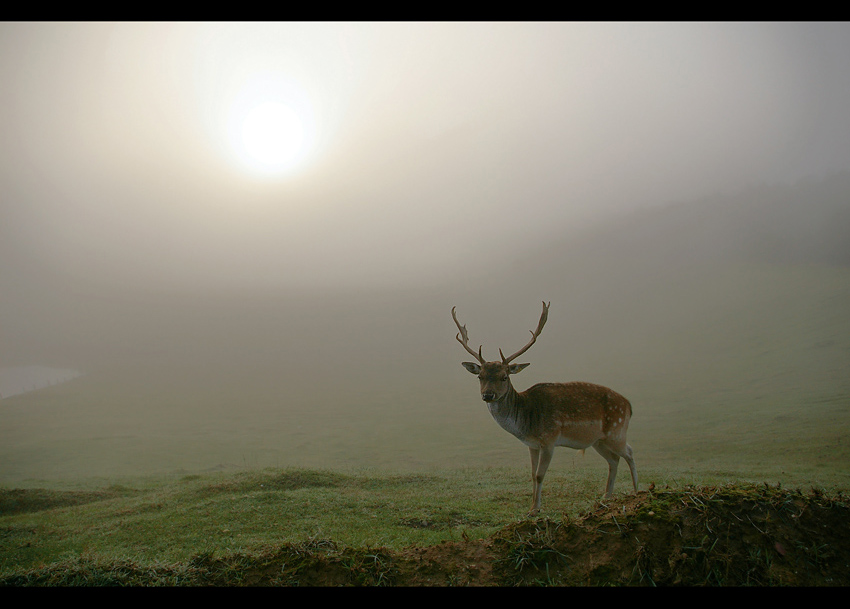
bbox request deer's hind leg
[621,443,638,492]
[593,441,638,496]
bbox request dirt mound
[482,484,849,586]
[4,484,848,586]
[390,483,850,586]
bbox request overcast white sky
[2,22,849,291]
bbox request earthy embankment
[3,483,847,586]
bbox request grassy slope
[1,467,847,583]
[0,467,585,574]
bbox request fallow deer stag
[452,301,637,515]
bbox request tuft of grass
[492,519,572,585]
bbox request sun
[226,76,317,176]
[241,102,305,170]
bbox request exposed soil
[4,483,848,586]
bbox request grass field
[1,466,847,585]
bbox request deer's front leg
[528,445,554,516]
[528,447,540,514]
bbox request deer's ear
[508,363,530,375]
[462,362,482,375]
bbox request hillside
[1,174,849,485]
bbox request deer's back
[521,381,632,430]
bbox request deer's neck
[487,384,539,442]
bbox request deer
[452,301,638,515]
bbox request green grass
[1,463,844,580]
[0,466,542,575]
[3,466,847,588]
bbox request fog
[1,23,850,480]
[3,22,850,296]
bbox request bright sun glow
[241,102,305,170]
[226,74,317,177]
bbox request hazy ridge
[1,174,849,484]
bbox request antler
[499,301,550,364]
[452,306,486,364]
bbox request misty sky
[2,22,850,293]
